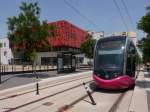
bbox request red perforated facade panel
[48,20,88,48]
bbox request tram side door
[126,43,136,76]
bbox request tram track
[109,89,134,112]
[25,81,95,112]
[108,72,139,112]
[0,74,91,100]
[59,90,126,112]
[1,77,92,112]
[57,91,95,112]
[109,91,126,112]
[62,87,134,112]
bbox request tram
[93,36,138,90]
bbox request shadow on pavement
[89,82,126,94]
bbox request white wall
[88,31,103,40]
[0,38,13,64]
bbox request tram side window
[131,45,136,75]
[126,51,132,75]
[126,44,135,76]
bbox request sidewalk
[0,71,92,112]
[129,70,150,112]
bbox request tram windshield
[94,38,126,79]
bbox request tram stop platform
[129,69,150,112]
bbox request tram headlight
[105,75,109,79]
[121,46,125,50]
[113,73,120,78]
[114,74,118,78]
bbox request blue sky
[0,0,149,40]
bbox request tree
[80,35,96,59]
[137,37,150,63]
[7,2,55,64]
[137,2,150,63]
[138,4,150,35]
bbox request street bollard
[34,67,39,95]
[83,82,96,105]
[36,81,39,95]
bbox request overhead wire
[112,0,129,31]
[63,0,101,30]
[121,0,135,30]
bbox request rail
[3,79,92,112]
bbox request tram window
[126,58,132,75]
[99,40,125,50]
[126,43,136,76]
[126,44,132,75]
[131,45,136,75]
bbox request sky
[0,0,149,40]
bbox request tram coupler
[83,82,96,105]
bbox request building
[108,31,137,45]
[48,20,88,49]
[36,20,88,65]
[88,31,104,40]
[0,38,13,64]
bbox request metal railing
[0,65,57,75]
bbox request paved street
[0,70,149,112]
[0,68,90,90]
